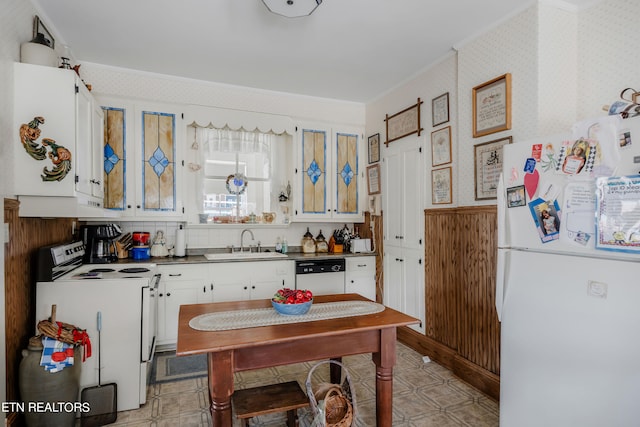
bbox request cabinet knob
[169,274,182,277]
[127,205,132,209]
[203,286,206,293]
[159,293,163,297]
[166,292,171,297]
[244,286,248,290]
[350,280,354,283]
[137,205,141,209]
[252,285,255,290]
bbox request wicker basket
[306,360,356,427]
[36,305,92,360]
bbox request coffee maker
[80,224,122,263]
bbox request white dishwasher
[295,258,345,296]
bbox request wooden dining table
[177,293,420,427]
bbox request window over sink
[188,125,292,225]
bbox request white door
[383,152,403,247]
[383,245,403,312]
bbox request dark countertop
[156,250,376,265]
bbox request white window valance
[197,127,274,155]
[185,105,295,135]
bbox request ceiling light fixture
[262,0,322,18]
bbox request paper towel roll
[174,226,186,257]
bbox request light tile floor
[111,342,499,426]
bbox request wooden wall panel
[456,207,500,375]
[4,199,75,425]
[424,209,458,349]
[402,205,501,400]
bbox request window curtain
[190,126,281,215]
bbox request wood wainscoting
[400,206,500,401]
[4,198,75,426]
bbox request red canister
[132,231,150,246]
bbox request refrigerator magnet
[529,198,561,243]
[523,157,537,173]
[506,185,526,208]
[531,144,542,161]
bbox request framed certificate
[474,136,512,200]
[432,167,452,205]
[368,133,380,164]
[431,126,452,166]
[384,98,423,145]
[367,164,381,195]
[472,73,511,138]
[432,92,449,127]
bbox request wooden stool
[232,381,309,427]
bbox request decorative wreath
[225,173,248,195]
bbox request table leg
[207,351,234,427]
[372,328,397,427]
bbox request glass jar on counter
[315,230,328,253]
[302,227,316,253]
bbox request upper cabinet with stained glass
[99,96,185,218]
[294,123,364,222]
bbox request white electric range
[35,241,160,411]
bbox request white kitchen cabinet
[382,139,425,333]
[211,260,294,302]
[156,260,295,347]
[293,123,364,222]
[98,96,185,219]
[156,264,209,346]
[345,256,376,301]
[13,62,104,215]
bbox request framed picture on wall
[367,164,381,195]
[431,126,452,166]
[474,136,512,200]
[432,167,452,204]
[432,92,449,127]
[472,73,511,138]
[33,16,55,48]
[384,98,424,145]
[368,133,380,164]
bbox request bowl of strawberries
[272,288,313,315]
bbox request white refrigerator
[496,115,640,427]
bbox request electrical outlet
[587,281,608,299]
[422,356,431,364]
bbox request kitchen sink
[204,252,288,260]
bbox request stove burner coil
[89,268,116,273]
[119,267,151,274]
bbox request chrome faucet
[240,229,255,252]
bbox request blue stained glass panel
[148,147,169,176]
[341,162,354,186]
[307,159,322,185]
[104,143,120,174]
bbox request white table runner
[189,300,386,331]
